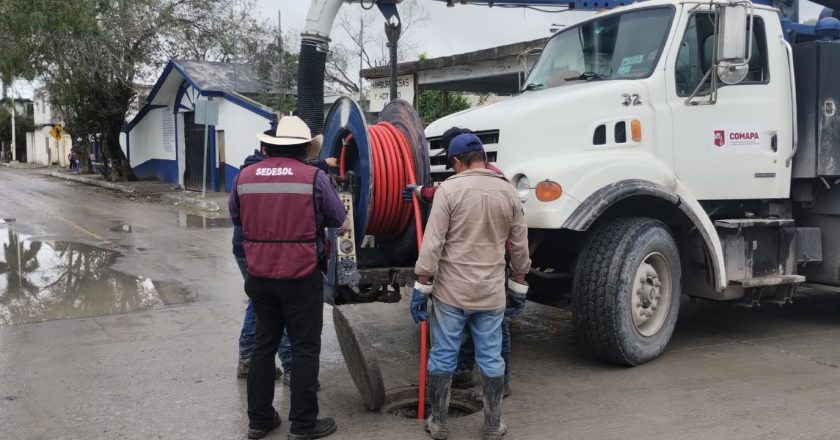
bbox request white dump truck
[298,0,840,376]
[419,0,840,366]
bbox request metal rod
[10,77,16,162]
[202,110,209,198]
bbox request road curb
[41,170,137,194]
[159,193,222,212]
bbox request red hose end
[418,320,428,420]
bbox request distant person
[411,133,530,440]
[230,116,344,440]
[68,150,78,172]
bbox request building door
[183,112,211,191]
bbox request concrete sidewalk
[40,168,229,212]
[0,161,48,170]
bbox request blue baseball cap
[447,133,484,158]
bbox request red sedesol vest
[236,156,319,279]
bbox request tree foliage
[0,104,33,160]
[0,0,291,177]
[417,90,471,124]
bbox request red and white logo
[714,130,726,147]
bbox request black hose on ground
[297,39,327,135]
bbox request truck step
[730,275,805,288]
[731,275,804,308]
[714,218,794,229]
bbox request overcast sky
[262,0,826,59]
[264,1,595,58]
[11,0,829,98]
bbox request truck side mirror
[716,2,753,85]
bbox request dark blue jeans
[236,255,292,372]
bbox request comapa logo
[714,130,725,147]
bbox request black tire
[572,217,681,366]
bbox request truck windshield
[524,7,674,91]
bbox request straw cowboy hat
[306,134,324,160]
[256,116,315,146]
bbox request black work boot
[424,374,452,440]
[452,369,477,389]
[482,375,507,440]
[287,417,337,439]
[247,411,281,439]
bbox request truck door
[666,10,790,200]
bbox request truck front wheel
[572,217,681,366]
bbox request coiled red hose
[339,121,428,420]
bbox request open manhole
[382,386,483,419]
[333,305,484,417]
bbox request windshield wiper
[565,72,608,82]
[522,83,545,91]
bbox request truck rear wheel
[572,217,681,366]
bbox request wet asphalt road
[3,167,840,440]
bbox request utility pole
[9,77,16,162]
[359,16,364,101]
[1,80,5,161]
[278,9,285,111]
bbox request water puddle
[0,229,193,326]
[110,224,134,233]
[177,212,232,229]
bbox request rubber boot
[482,375,507,440]
[424,374,452,440]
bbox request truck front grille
[427,130,500,182]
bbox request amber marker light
[535,180,563,202]
[631,119,642,142]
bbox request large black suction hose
[297,38,328,136]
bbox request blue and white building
[122,60,285,192]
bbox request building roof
[359,38,547,94]
[172,59,270,95]
[144,59,293,108]
[125,59,285,132]
[360,38,548,80]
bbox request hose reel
[321,97,432,267]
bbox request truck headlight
[514,175,530,202]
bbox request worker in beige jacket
[410,133,530,440]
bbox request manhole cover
[382,386,483,419]
[333,305,385,411]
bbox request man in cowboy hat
[235,140,339,385]
[229,116,345,439]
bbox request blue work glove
[403,184,422,203]
[504,278,529,318]
[410,281,433,323]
